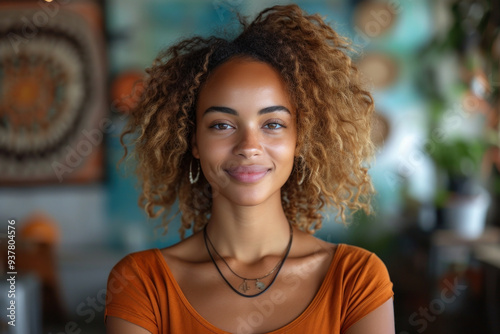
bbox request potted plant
[417,0,499,238]
[427,137,490,238]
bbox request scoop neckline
[153,243,345,333]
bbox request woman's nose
[233,127,263,158]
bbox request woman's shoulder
[332,243,392,286]
[109,248,166,282]
[329,244,394,332]
[113,248,159,267]
[336,243,378,260]
[298,234,376,268]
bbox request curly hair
[121,4,375,238]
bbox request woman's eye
[211,123,233,130]
[264,122,284,130]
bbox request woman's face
[193,57,297,206]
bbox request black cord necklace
[203,223,293,298]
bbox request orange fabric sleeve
[340,250,394,332]
[104,254,160,334]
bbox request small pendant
[239,280,250,293]
[256,279,265,290]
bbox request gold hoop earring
[296,157,306,186]
[189,160,200,184]
[298,169,306,186]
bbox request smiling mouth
[225,166,271,183]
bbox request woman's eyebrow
[203,105,291,117]
[260,105,291,115]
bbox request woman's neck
[206,195,291,264]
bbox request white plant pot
[444,187,491,239]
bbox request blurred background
[0,0,498,333]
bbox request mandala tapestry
[0,1,106,184]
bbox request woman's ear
[191,133,200,159]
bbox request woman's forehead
[196,58,294,113]
[204,57,283,88]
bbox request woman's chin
[215,188,280,207]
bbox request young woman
[105,4,394,334]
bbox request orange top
[105,244,393,333]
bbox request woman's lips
[225,165,270,183]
